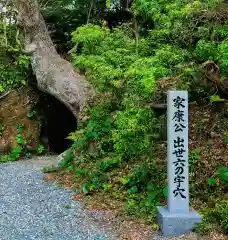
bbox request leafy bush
[213,201,228,233]
[0,24,30,92]
[208,166,228,190]
[194,40,218,61]
[121,164,149,188]
[56,0,228,232]
[196,201,228,234]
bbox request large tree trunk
[12,0,92,118]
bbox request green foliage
[224,131,228,144]
[68,8,228,227]
[213,201,228,233]
[218,166,228,182]
[26,111,36,119]
[196,201,228,234]
[3,0,228,233]
[99,158,121,172]
[128,185,138,193]
[42,166,58,173]
[207,165,228,189]
[15,124,26,145]
[60,204,73,209]
[194,40,218,61]
[0,24,30,92]
[39,0,110,52]
[0,121,50,163]
[208,178,217,186]
[72,24,109,54]
[58,149,75,168]
[210,95,225,103]
[8,146,23,161]
[189,148,201,169]
[36,144,45,154]
[0,124,5,137]
[218,41,228,75]
[126,197,157,223]
[74,168,89,177]
[67,165,74,172]
[121,164,149,188]
[81,171,109,194]
[132,0,223,47]
[195,209,215,235]
[25,152,31,158]
[18,54,30,69]
[41,0,228,231]
[6,124,25,161]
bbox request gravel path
[0,156,118,240]
[0,156,222,240]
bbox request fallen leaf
[72,193,84,201]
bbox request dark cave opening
[38,93,77,154]
[28,74,78,155]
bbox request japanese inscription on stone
[167,91,189,213]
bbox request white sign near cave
[157,91,202,237]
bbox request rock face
[12,0,92,118]
[0,87,41,153]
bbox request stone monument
[157,91,202,237]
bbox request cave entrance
[38,93,77,154]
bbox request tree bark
[12,0,92,118]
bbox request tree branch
[68,42,78,55]
[87,0,94,24]
[0,91,11,101]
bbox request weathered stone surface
[0,87,41,153]
[12,0,93,118]
[167,91,189,213]
[55,150,67,167]
[157,206,202,237]
[157,91,202,237]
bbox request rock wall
[0,87,41,154]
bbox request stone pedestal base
[157,206,202,237]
